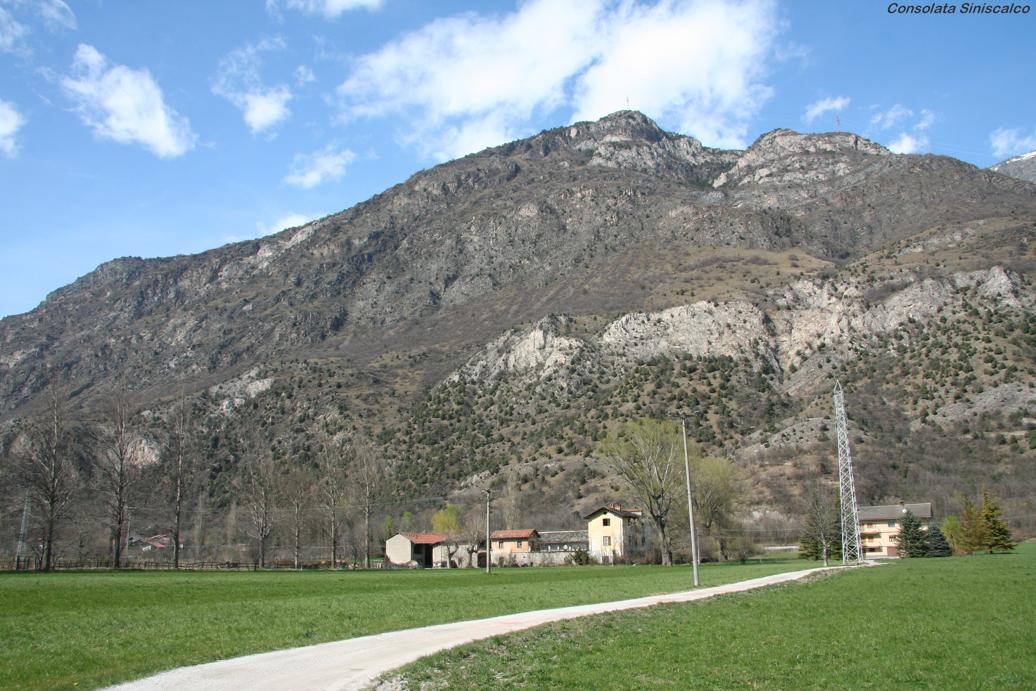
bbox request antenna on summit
[835,114,841,130]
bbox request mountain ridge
[1,111,1034,538]
[2,112,1035,417]
[991,149,1036,184]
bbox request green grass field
[0,557,804,689]
[388,545,1036,689]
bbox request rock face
[450,315,583,382]
[713,129,889,188]
[452,266,1029,391]
[991,150,1036,184]
[600,302,773,365]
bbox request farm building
[385,532,448,568]
[538,530,589,553]
[491,529,539,555]
[858,502,933,557]
[584,504,648,563]
[384,501,649,567]
[385,532,477,568]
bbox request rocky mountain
[991,150,1036,184]
[1,111,1034,539]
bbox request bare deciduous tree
[319,438,348,568]
[95,396,140,568]
[461,504,485,568]
[281,465,314,569]
[502,467,522,530]
[166,392,198,569]
[801,475,839,566]
[350,439,385,569]
[20,390,80,571]
[598,419,681,565]
[244,454,276,568]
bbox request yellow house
[858,502,932,557]
[583,504,644,563]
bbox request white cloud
[294,64,315,85]
[61,44,196,158]
[425,111,517,163]
[284,145,355,188]
[872,104,935,154]
[338,0,780,159]
[272,0,383,19]
[887,131,927,154]
[213,37,293,135]
[990,127,1036,159]
[571,0,777,149]
[870,104,912,130]
[0,7,28,54]
[915,108,934,131]
[0,1,75,55]
[223,212,317,244]
[257,212,313,236]
[0,98,26,157]
[242,86,292,133]
[803,95,849,124]
[36,0,76,30]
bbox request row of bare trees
[6,386,388,571]
[239,440,385,569]
[14,391,148,570]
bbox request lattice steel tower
[833,381,863,564]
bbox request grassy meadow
[0,556,804,689]
[388,544,1036,689]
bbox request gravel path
[110,565,844,691]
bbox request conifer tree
[940,515,963,555]
[979,489,1014,553]
[894,510,928,557]
[958,496,987,555]
[926,524,952,557]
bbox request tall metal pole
[484,487,492,575]
[682,420,700,587]
[833,382,863,564]
[124,506,131,568]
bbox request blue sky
[0,0,1034,318]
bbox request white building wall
[385,534,415,565]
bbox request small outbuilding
[385,532,448,567]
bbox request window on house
[603,518,611,526]
[498,541,504,549]
[887,520,897,527]
[517,540,523,548]
[603,536,611,547]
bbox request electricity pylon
[833,382,863,564]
